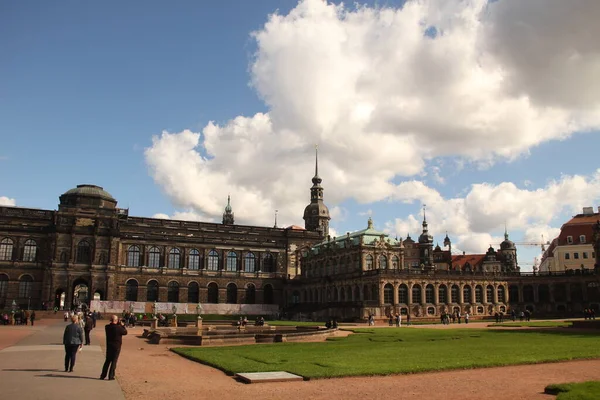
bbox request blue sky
[2,0,599,270]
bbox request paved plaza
[2,319,600,399]
[0,319,124,400]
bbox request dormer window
[580,235,586,244]
[567,236,573,244]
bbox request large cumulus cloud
[145,0,600,229]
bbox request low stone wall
[145,326,337,345]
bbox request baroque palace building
[1,153,600,319]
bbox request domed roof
[303,202,330,219]
[500,231,516,250]
[62,185,115,201]
[419,231,433,244]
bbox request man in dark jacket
[84,313,94,345]
[100,315,128,380]
[63,315,84,372]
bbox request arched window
[425,284,434,303]
[380,255,388,269]
[146,280,159,302]
[226,251,237,272]
[383,283,394,304]
[125,279,138,301]
[509,285,520,303]
[168,248,181,269]
[245,284,256,304]
[497,285,505,303]
[0,238,14,261]
[412,284,422,304]
[76,240,92,264]
[244,252,256,273]
[354,286,360,301]
[127,245,140,267]
[371,284,378,302]
[167,281,179,302]
[463,285,472,303]
[451,285,460,303]
[486,285,494,303]
[23,239,37,262]
[539,284,550,303]
[292,290,300,304]
[188,249,200,270]
[0,274,9,302]
[19,275,33,298]
[439,285,448,303]
[392,255,399,269]
[398,284,408,304]
[263,284,274,304]
[188,282,199,303]
[365,255,373,270]
[475,285,483,303]
[207,282,219,303]
[226,283,237,303]
[148,246,161,268]
[523,285,534,302]
[208,250,219,271]
[263,253,274,272]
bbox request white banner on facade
[90,300,146,314]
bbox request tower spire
[222,194,234,225]
[274,209,278,229]
[303,144,330,237]
[315,144,319,178]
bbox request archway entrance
[72,279,89,310]
[54,289,65,310]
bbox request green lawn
[172,327,600,379]
[545,381,600,400]
[489,321,571,328]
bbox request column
[421,283,426,305]
[470,286,476,304]
[379,283,385,306]
[493,284,499,304]
[393,283,399,305]
[533,284,540,303]
[434,285,439,305]
[408,284,413,305]
[518,285,524,303]
[459,284,464,304]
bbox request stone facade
[0,185,322,311]
[1,180,600,320]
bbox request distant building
[539,207,600,273]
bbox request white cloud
[152,210,213,222]
[329,206,347,222]
[385,170,600,251]
[145,0,600,231]
[0,196,16,206]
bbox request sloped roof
[451,254,486,267]
[311,223,399,254]
[557,213,599,246]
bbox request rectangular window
[583,252,589,259]
[567,236,573,244]
[565,253,570,260]
[580,235,586,243]
[574,252,579,259]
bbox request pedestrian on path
[84,313,94,345]
[100,315,128,381]
[63,314,84,372]
[30,311,36,326]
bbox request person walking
[63,315,84,372]
[100,315,128,380]
[84,313,94,345]
[30,311,36,326]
